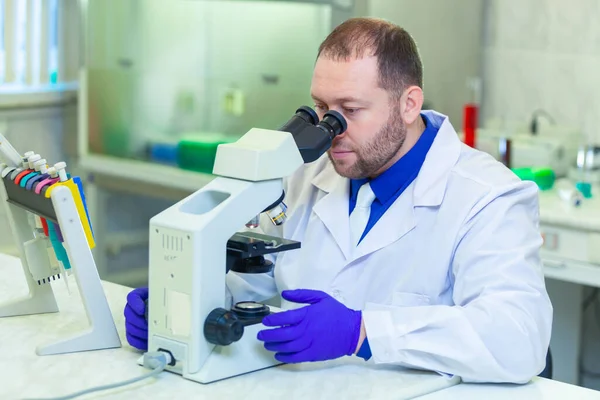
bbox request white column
[48,0,58,83]
[56,0,65,83]
[0,0,5,83]
[25,0,42,86]
[3,0,16,83]
[38,0,48,85]
[14,0,26,84]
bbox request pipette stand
[0,172,121,355]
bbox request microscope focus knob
[204,308,244,346]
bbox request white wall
[482,0,600,142]
[368,0,485,126]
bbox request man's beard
[328,110,406,179]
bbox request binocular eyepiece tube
[246,106,348,228]
[284,106,347,143]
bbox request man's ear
[399,86,424,125]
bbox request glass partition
[84,0,343,173]
[83,0,483,175]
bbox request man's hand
[257,289,362,363]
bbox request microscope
[143,106,347,383]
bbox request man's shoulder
[453,145,523,189]
[284,154,332,189]
[448,144,539,207]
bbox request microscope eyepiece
[278,106,318,138]
[295,106,319,125]
[317,110,347,139]
[280,106,348,163]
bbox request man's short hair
[317,17,423,98]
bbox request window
[15,0,27,84]
[0,0,74,88]
[48,0,58,83]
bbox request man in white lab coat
[125,17,552,383]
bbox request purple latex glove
[124,287,149,351]
[257,289,362,363]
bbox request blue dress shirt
[352,113,439,360]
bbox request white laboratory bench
[537,190,600,386]
[418,379,600,400]
[0,254,598,399]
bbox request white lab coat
[226,110,553,384]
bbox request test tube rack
[0,150,120,355]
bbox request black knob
[204,308,244,346]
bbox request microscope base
[142,322,282,384]
[187,322,282,384]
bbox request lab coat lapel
[352,111,462,261]
[412,111,462,206]
[308,111,462,264]
[311,163,352,260]
[352,184,416,261]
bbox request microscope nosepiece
[265,201,287,226]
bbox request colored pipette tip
[54,162,68,182]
